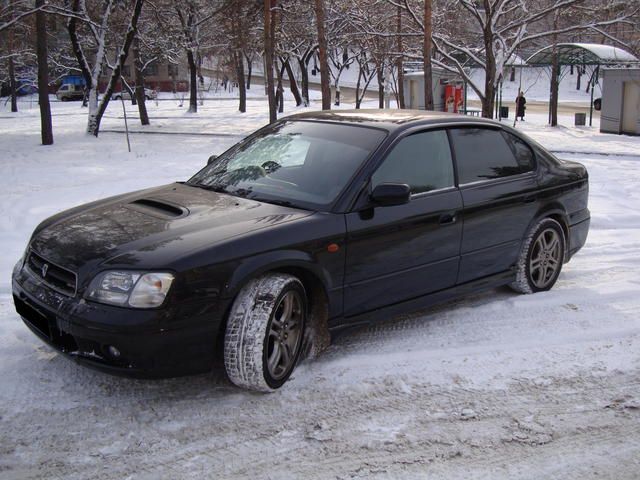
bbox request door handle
[439,213,457,225]
[523,195,536,203]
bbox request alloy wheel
[529,228,562,289]
[267,290,303,380]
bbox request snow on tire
[224,273,306,392]
[510,217,566,294]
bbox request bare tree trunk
[550,11,559,127]
[314,0,331,110]
[276,59,285,113]
[6,0,17,113]
[550,56,559,126]
[36,0,53,144]
[187,49,198,113]
[576,66,582,90]
[8,56,18,113]
[133,37,149,125]
[482,39,496,118]
[377,64,384,108]
[67,0,93,108]
[236,53,247,113]
[423,0,434,110]
[355,66,362,109]
[284,58,302,106]
[244,52,252,89]
[90,0,144,136]
[232,4,247,113]
[298,57,309,106]
[264,0,277,122]
[396,5,405,109]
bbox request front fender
[223,249,336,301]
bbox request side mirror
[371,183,411,207]
[207,155,218,165]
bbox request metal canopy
[526,43,639,66]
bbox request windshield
[188,120,386,210]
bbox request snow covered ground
[1,95,639,479]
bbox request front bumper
[12,264,226,378]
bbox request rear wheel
[224,273,306,392]
[510,218,565,294]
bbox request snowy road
[1,98,639,479]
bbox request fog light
[107,345,121,358]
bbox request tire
[224,273,306,392]
[510,218,565,294]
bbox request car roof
[284,109,502,132]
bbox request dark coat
[516,95,526,117]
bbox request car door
[448,127,539,284]
[343,129,463,317]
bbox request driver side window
[371,130,454,194]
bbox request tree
[391,0,637,118]
[313,0,331,110]
[132,37,149,125]
[423,0,433,110]
[67,0,145,135]
[35,0,52,144]
[264,0,277,122]
[396,4,405,108]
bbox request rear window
[449,128,533,184]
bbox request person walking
[516,90,527,121]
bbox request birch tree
[67,0,145,136]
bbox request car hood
[30,183,312,271]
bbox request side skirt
[328,269,516,338]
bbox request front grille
[26,250,77,296]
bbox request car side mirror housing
[370,183,411,207]
[207,155,218,166]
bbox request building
[402,68,465,112]
[600,68,640,135]
[119,58,190,93]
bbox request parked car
[12,110,590,391]
[113,88,157,101]
[56,84,85,101]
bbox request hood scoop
[127,198,188,219]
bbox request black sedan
[12,110,590,391]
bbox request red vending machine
[454,84,464,113]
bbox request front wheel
[510,218,565,294]
[224,273,306,392]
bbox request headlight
[87,271,174,308]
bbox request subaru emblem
[42,263,49,278]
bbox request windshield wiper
[250,197,310,210]
[187,182,229,194]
